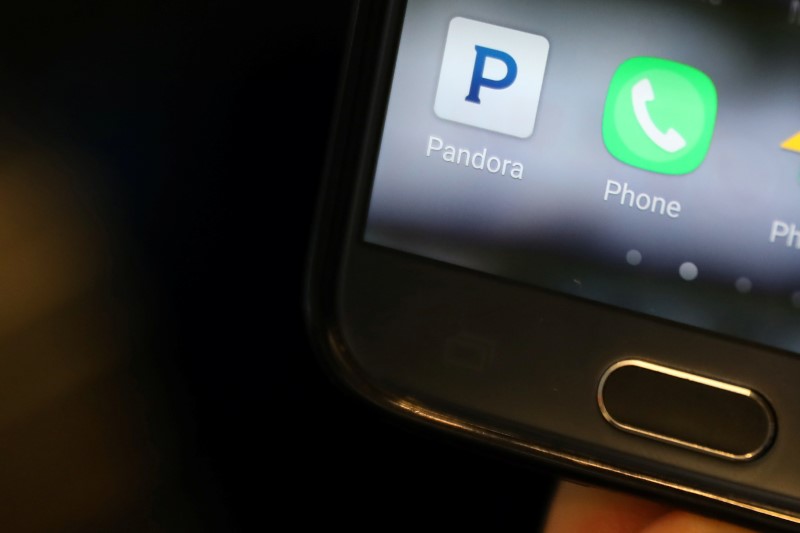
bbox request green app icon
[603,57,717,175]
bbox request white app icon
[434,17,550,139]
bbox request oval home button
[598,360,775,460]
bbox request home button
[598,360,775,460]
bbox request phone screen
[363,0,800,356]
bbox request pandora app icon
[434,17,550,139]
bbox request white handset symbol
[632,78,687,153]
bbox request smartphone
[306,0,800,529]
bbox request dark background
[0,1,557,531]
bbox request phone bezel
[305,1,800,530]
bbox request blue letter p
[465,46,518,104]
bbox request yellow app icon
[781,131,800,154]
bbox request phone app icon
[603,57,717,175]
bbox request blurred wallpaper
[367,0,800,354]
